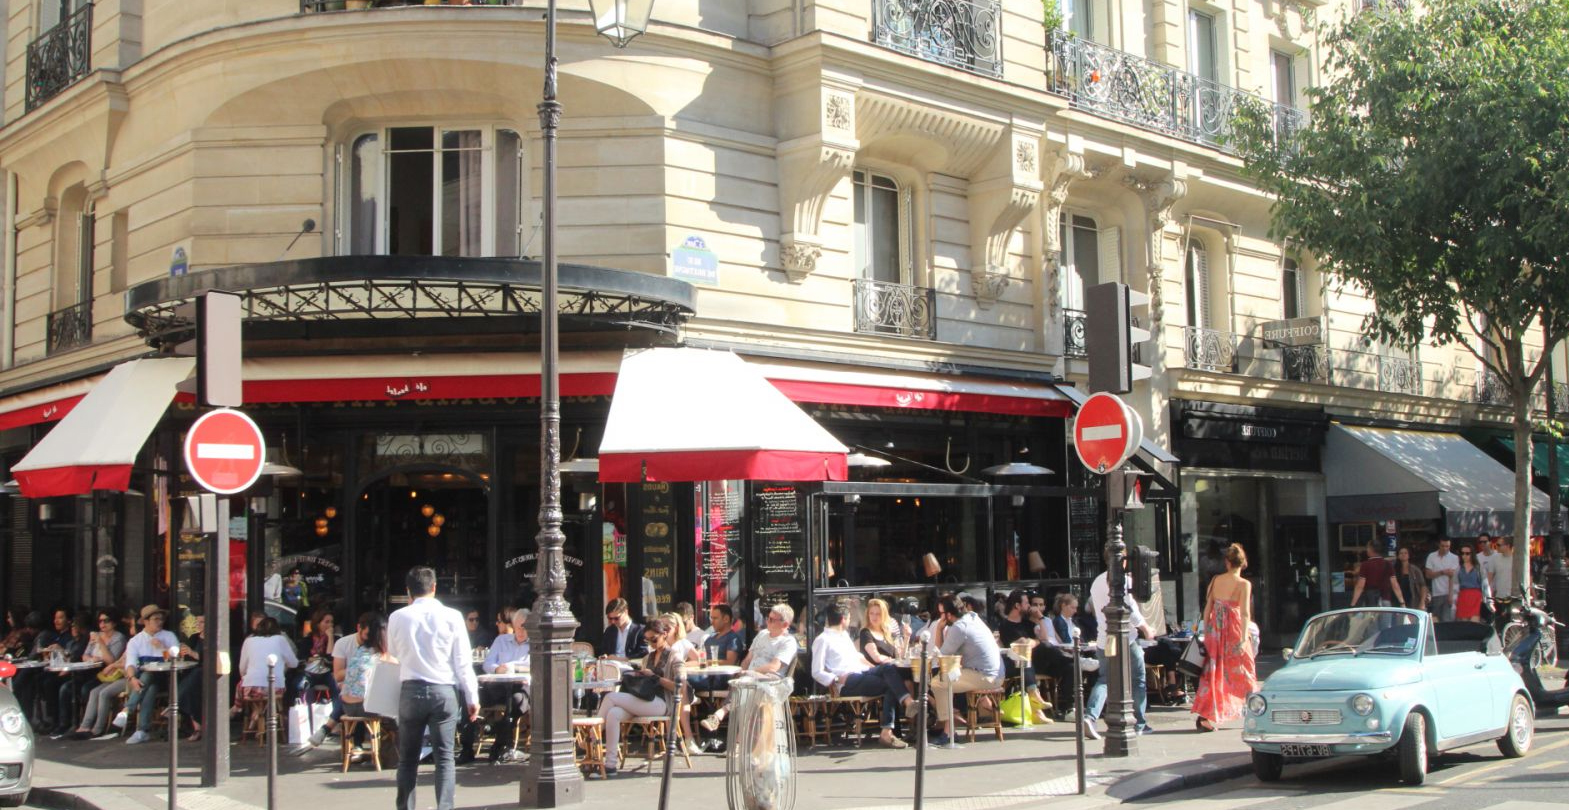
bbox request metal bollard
[658,677,685,810]
[1073,628,1085,795]
[168,658,179,810]
[913,640,930,810]
[266,655,279,810]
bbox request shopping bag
[998,692,1040,726]
[1175,635,1207,679]
[288,700,332,745]
[363,659,401,718]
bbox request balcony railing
[1063,308,1087,358]
[853,278,936,340]
[1183,326,1238,373]
[1378,353,1423,396]
[1476,368,1510,406]
[1282,346,1331,385]
[302,0,521,10]
[26,4,93,112]
[1046,32,1305,154]
[873,0,1003,78]
[46,301,93,355]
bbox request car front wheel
[1398,712,1427,785]
[1497,693,1533,758]
[1252,749,1284,782]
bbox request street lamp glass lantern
[589,0,656,48]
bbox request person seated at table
[598,617,685,777]
[57,611,126,737]
[172,612,205,742]
[122,605,183,745]
[236,616,299,721]
[811,602,915,750]
[457,608,532,764]
[929,594,1004,749]
[10,609,64,728]
[699,603,800,733]
[299,612,389,755]
[689,603,744,698]
[492,605,516,646]
[34,612,90,735]
[675,602,709,650]
[71,610,136,740]
[292,606,340,714]
[997,590,1053,725]
[596,598,646,660]
[1037,593,1098,719]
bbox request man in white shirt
[1475,533,1498,593]
[1493,536,1518,599]
[700,603,800,732]
[1425,538,1460,622]
[1084,564,1152,740]
[122,605,183,745]
[810,603,914,749]
[388,567,479,810]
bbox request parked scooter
[1508,605,1569,712]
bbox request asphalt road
[1130,710,1569,810]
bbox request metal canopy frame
[123,255,696,348]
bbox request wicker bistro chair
[338,714,387,772]
[963,688,1007,743]
[572,716,607,777]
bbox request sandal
[1195,717,1215,732]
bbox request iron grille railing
[873,0,1003,78]
[1283,346,1331,384]
[1476,368,1510,406]
[1046,32,1305,155]
[26,4,93,112]
[302,0,521,9]
[1063,308,1087,358]
[1183,326,1237,373]
[1378,354,1422,396]
[853,278,936,340]
[46,300,92,354]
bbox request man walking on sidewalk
[388,566,479,810]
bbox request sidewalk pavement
[26,701,1258,810]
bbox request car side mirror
[1281,647,1293,660]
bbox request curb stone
[1103,753,1254,803]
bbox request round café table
[47,660,103,674]
[138,660,197,673]
[7,659,46,670]
[681,664,742,679]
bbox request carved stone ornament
[968,128,1045,308]
[971,263,1011,304]
[1015,141,1037,175]
[781,239,823,283]
[1121,173,1188,329]
[825,93,854,132]
[1041,153,1091,318]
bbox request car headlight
[1350,693,1375,716]
[0,708,22,736]
[1246,694,1267,717]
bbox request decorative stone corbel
[16,196,58,230]
[1041,151,1092,321]
[776,88,859,283]
[968,125,1044,308]
[1122,173,1187,330]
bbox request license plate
[1279,743,1331,757]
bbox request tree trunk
[1509,343,1534,596]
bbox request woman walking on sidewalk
[1193,544,1256,732]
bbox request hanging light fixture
[980,461,1055,477]
[432,514,446,527]
[588,0,656,48]
[261,435,303,478]
[315,525,329,537]
[314,517,329,530]
[324,506,337,519]
[427,524,442,538]
[421,504,435,518]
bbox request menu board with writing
[1069,495,1102,579]
[636,482,676,618]
[754,484,805,584]
[698,480,743,608]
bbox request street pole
[1546,358,1568,634]
[266,656,278,810]
[522,2,582,806]
[1073,628,1085,794]
[913,639,929,810]
[1102,476,1137,757]
[202,498,231,786]
[168,661,178,810]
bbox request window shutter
[332,143,344,250]
[1096,226,1121,284]
[1197,247,1211,328]
[1187,246,1211,328]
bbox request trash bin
[724,675,796,810]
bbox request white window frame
[1282,257,1302,319]
[338,124,525,258]
[1185,243,1211,329]
[1270,49,1298,108]
[852,168,913,286]
[1058,212,1121,311]
[1187,6,1221,83]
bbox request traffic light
[1129,545,1161,602]
[1085,281,1151,395]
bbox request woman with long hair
[1393,546,1428,612]
[293,606,340,711]
[598,617,683,777]
[1193,543,1257,732]
[300,612,389,751]
[857,598,906,665]
[1454,544,1492,622]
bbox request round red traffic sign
[1073,393,1143,474]
[183,408,266,494]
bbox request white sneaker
[307,726,329,748]
[1081,719,1102,741]
[126,730,151,745]
[92,731,119,741]
[682,739,705,757]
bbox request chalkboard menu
[1069,495,1102,579]
[636,482,676,617]
[755,484,805,584]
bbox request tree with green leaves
[1233,0,1569,596]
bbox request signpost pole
[202,498,231,786]
[1101,477,1138,757]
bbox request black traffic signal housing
[1129,545,1161,602]
[1085,281,1151,394]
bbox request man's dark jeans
[396,681,460,810]
[839,663,909,729]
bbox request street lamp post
[523,2,655,806]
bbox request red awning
[744,358,1074,417]
[0,375,103,431]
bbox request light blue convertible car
[1243,608,1533,785]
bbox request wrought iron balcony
[1475,368,1510,406]
[26,4,93,112]
[1046,32,1305,154]
[1062,308,1087,358]
[873,0,1003,78]
[302,0,520,9]
[46,301,93,355]
[1183,326,1237,373]
[1283,346,1331,385]
[1378,353,1423,396]
[853,278,936,340]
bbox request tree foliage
[1234,0,1569,583]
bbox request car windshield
[1293,610,1421,659]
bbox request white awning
[1325,424,1551,536]
[12,358,194,497]
[599,348,848,483]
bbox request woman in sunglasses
[597,616,684,777]
[1453,544,1492,622]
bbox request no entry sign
[1073,393,1143,474]
[184,408,265,494]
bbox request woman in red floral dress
[1193,543,1257,731]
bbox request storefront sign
[635,482,677,617]
[672,235,719,285]
[1259,316,1323,347]
[700,480,744,607]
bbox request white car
[0,662,34,807]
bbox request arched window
[1282,257,1302,319]
[852,169,909,285]
[49,182,94,353]
[342,126,525,258]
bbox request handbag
[618,672,661,701]
[97,667,126,683]
[1175,635,1207,679]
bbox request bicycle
[1494,584,1559,670]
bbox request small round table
[7,659,46,670]
[478,672,532,685]
[681,664,741,679]
[138,660,197,673]
[47,660,104,674]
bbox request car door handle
[1474,662,1486,669]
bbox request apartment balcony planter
[853,279,936,341]
[873,0,1003,78]
[25,3,93,112]
[46,301,93,355]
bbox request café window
[342,126,525,258]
